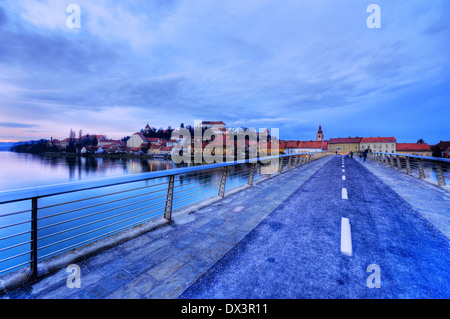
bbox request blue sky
[0,0,448,144]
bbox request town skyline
[1,120,447,146]
[0,1,449,145]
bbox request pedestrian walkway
[1,156,333,299]
[181,156,449,298]
[360,157,450,238]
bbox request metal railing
[364,151,450,187]
[0,151,330,284]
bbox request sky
[0,0,449,144]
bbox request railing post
[436,162,446,187]
[278,157,284,173]
[405,157,412,174]
[31,197,38,279]
[418,159,425,179]
[396,156,402,171]
[248,163,256,186]
[389,155,395,168]
[293,155,299,168]
[164,175,175,221]
[218,166,228,198]
[287,156,292,170]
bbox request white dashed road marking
[341,217,353,256]
[342,188,348,199]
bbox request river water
[0,151,252,276]
[0,151,178,191]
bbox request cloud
[0,122,39,128]
[0,0,449,143]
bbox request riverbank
[40,151,172,160]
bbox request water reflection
[0,152,182,191]
[0,151,254,276]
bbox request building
[126,132,151,148]
[98,139,125,148]
[327,137,362,154]
[396,143,432,156]
[198,121,226,134]
[147,138,161,143]
[80,146,100,154]
[147,144,161,155]
[159,146,173,155]
[144,124,151,134]
[430,141,450,158]
[165,139,178,147]
[281,140,324,154]
[360,137,396,153]
[316,125,324,142]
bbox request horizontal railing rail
[0,151,330,285]
[361,151,449,187]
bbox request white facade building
[360,137,396,153]
[127,132,147,148]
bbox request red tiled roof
[361,137,396,143]
[201,121,225,125]
[431,141,450,151]
[299,141,322,148]
[132,132,146,140]
[396,143,431,151]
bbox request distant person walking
[350,151,353,158]
[363,149,368,162]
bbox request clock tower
[316,125,323,142]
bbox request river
[0,151,251,276]
[0,151,179,191]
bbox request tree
[67,129,76,152]
[69,129,76,143]
[417,138,425,144]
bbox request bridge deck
[2,155,449,299]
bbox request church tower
[316,124,323,142]
[144,124,151,134]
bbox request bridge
[0,152,449,299]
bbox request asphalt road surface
[180,155,450,298]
